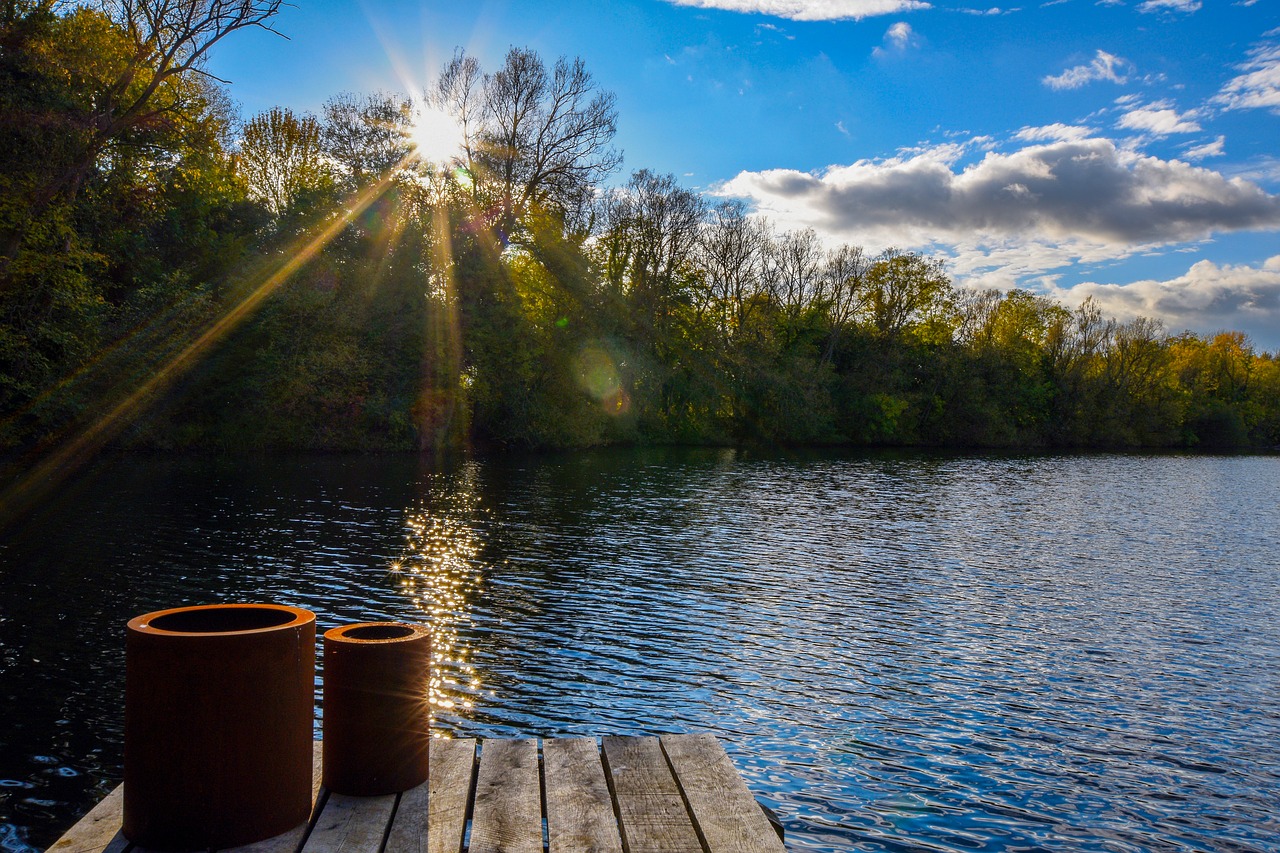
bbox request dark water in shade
[1,449,1278,852]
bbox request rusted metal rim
[324,621,429,643]
[128,603,314,636]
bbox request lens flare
[575,344,630,415]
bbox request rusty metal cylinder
[322,622,431,795]
[123,603,316,851]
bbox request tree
[0,2,261,442]
[817,243,869,366]
[238,107,330,215]
[762,228,823,324]
[595,170,703,319]
[695,200,770,344]
[321,91,412,190]
[859,249,954,341]
[1,0,285,276]
[434,47,620,242]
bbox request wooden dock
[48,734,785,853]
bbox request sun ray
[0,159,417,529]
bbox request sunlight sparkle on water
[392,476,486,721]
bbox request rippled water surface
[2,450,1278,852]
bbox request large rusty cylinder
[322,622,432,796]
[123,604,316,851]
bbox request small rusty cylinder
[123,604,316,851]
[322,622,432,795]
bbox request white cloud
[719,138,1280,249]
[1215,42,1280,113]
[1226,155,1280,186]
[886,21,913,47]
[873,21,918,56]
[1043,50,1130,90]
[1183,136,1226,161]
[755,21,799,38]
[1014,123,1095,142]
[717,135,1280,347]
[1047,256,1280,351]
[1116,102,1202,135]
[944,235,1149,288]
[1138,0,1202,12]
[661,0,931,21]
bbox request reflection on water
[1,450,1279,852]
[390,464,486,724]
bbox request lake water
[1,449,1278,852]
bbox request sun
[409,103,466,167]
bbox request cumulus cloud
[1048,256,1280,351]
[661,0,931,21]
[1043,50,1130,90]
[1138,0,1202,12]
[1116,102,1202,135]
[1214,42,1280,113]
[718,138,1280,249]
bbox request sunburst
[409,103,466,167]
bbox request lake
[1,449,1278,852]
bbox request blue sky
[207,0,1280,351]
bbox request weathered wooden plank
[601,736,703,853]
[467,739,541,853]
[299,791,395,853]
[221,742,327,853]
[47,744,327,853]
[51,733,783,853]
[384,738,477,853]
[46,785,129,853]
[543,738,623,853]
[660,735,783,853]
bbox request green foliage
[238,107,333,215]
[2,25,1277,456]
[0,3,269,447]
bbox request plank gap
[598,738,629,853]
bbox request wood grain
[468,739,541,853]
[384,738,477,853]
[601,736,703,853]
[49,735,785,853]
[299,791,395,853]
[46,786,128,853]
[660,734,784,853]
[543,738,623,853]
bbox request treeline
[2,1,1278,455]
